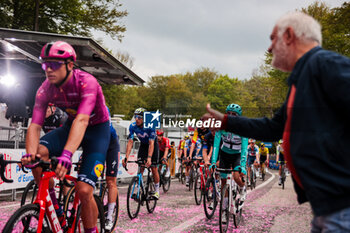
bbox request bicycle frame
[130,163,153,202]
[35,171,78,233]
[198,162,209,191]
[217,169,240,215]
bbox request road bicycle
[177,157,186,184]
[186,157,202,191]
[203,164,221,219]
[158,153,171,193]
[279,161,287,190]
[248,163,257,190]
[217,167,244,232]
[0,154,105,233]
[194,160,209,205]
[125,160,157,219]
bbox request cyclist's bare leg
[76,181,98,228]
[151,166,160,184]
[106,176,118,203]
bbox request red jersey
[158,137,170,152]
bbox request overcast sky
[95,0,346,82]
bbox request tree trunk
[33,0,40,31]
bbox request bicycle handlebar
[0,155,59,183]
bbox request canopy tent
[0,28,144,121]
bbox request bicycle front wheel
[219,184,230,233]
[203,177,217,219]
[127,177,142,219]
[194,173,202,205]
[233,196,243,228]
[146,179,157,213]
[3,203,51,233]
[101,184,120,232]
[21,179,38,206]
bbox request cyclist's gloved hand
[57,150,73,170]
[22,153,31,159]
[21,153,40,168]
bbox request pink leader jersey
[32,69,109,126]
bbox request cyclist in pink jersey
[22,41,110,233]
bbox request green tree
[182,67,218,94]
[0,0,128,41]
[207,75,240,113]
[165,76,192,115]
[302,1,350,57]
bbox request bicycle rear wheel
[203,177,217,219]
[162,172,171,193]
[194,173,202,205]
[63,185,76,220]
[127,176,142,219]
[101,184,120,232]
[146,178,157,213]
[21,179,38,206]
[74,195,105,233]
[3,203,51,233]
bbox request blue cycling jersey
[107,107,117,140]
[185,138,201,156]
[128,122,156,144]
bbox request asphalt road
[0,170,313,232]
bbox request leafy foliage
[0,0,127,40]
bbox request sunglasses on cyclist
[134,115,143,119]
[41,61,66,71]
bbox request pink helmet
[40,41,76,61]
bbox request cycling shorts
[137,141,160,165]
[106,135,120,177]
[40,120,110,187]
[260,155,267,164]
[248,156,256,166]
[278,153,285,162]
[219,151,241,179]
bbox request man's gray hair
[276,11,322,45]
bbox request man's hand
[162,157,167,164]
[204,160,210,167]
[146,157,152,167]
[201,103,225,122]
